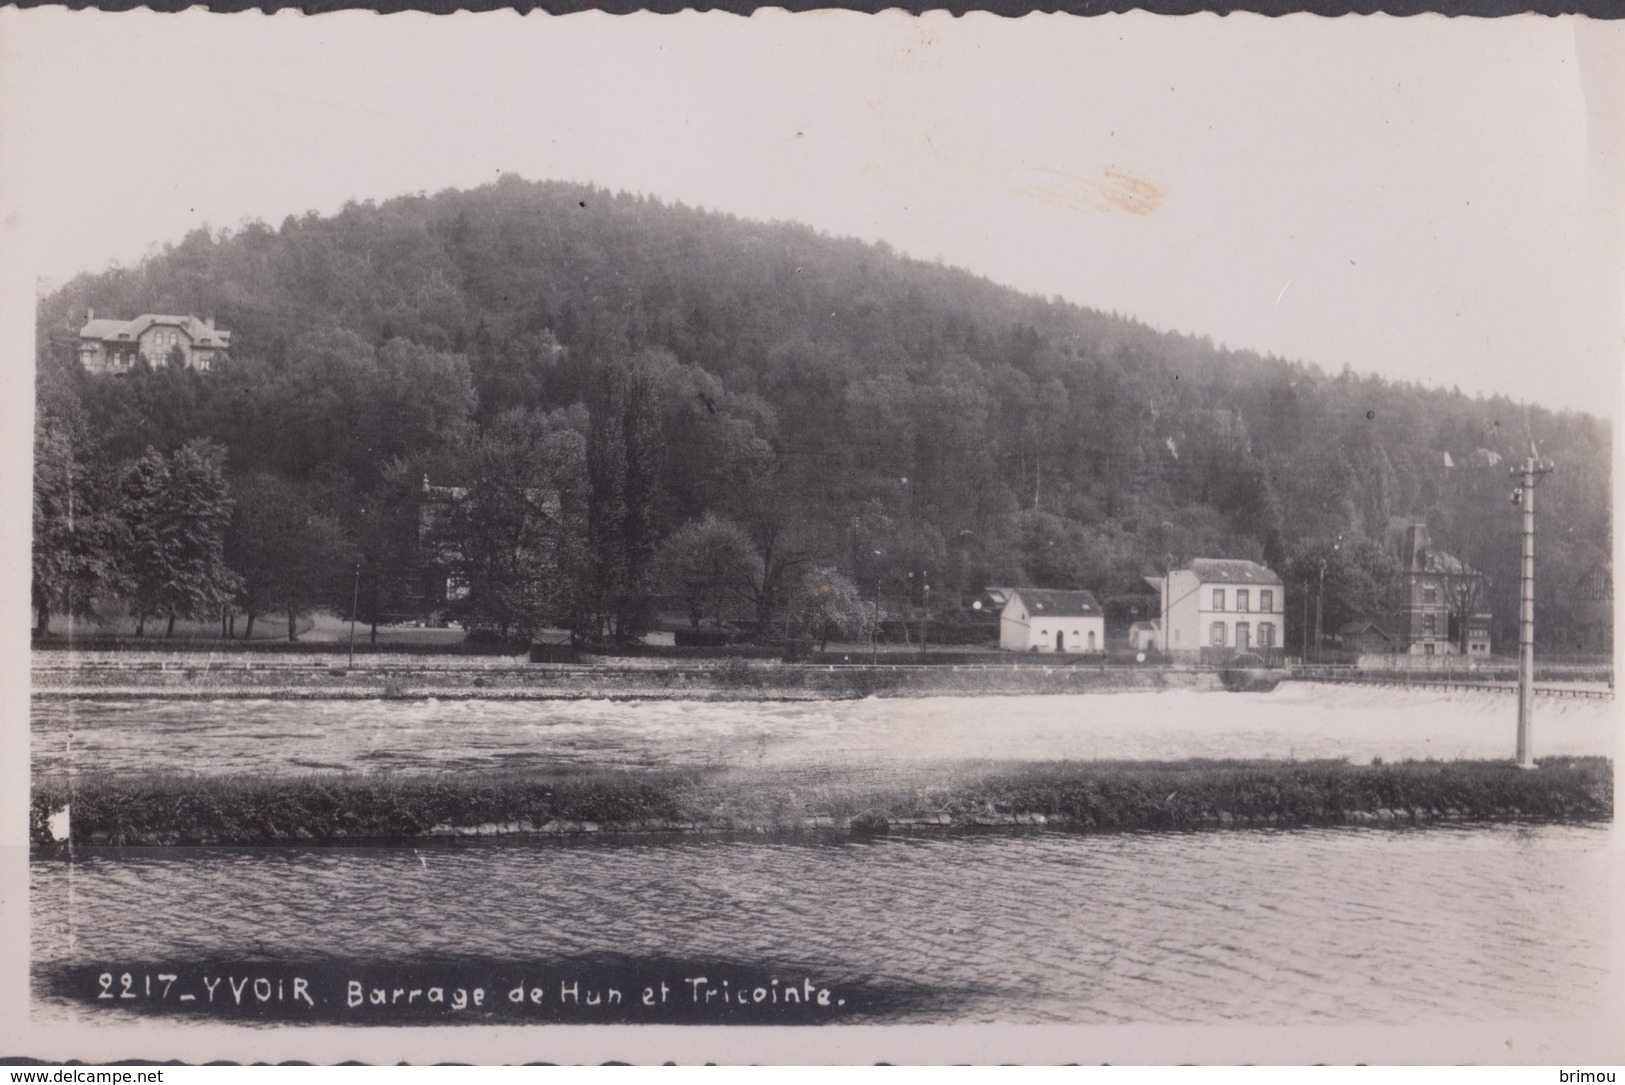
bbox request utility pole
[1302,580,1311,664]
[1311,537,1341,666]
[872,550,883,666]
[920,573,930,660]
[1315,558,1327,665]
[348,562,361,668]
[1163,554,1173,663]
[1512,440,1552,769]
[873,583,881,666]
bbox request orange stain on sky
[1024,166,1164,216]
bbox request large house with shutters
[76,311,231,374]
[1154,558,1285,662]
[997,588,1106,653]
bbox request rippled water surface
[31,685,1620,778]
[32,823,1614,1025]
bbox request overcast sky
[2,10,1621,416]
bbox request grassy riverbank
[31,756,1612,846]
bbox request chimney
[86,307,94,323]
[204,315,214,330]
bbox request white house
[1155,559,1285,661]
[998,589,1106,653]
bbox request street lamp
[904,570,930,659]
[1163,552,1173,661]
[1302,579,1311,664]
[1315,558,1326,665]
[1313,537,1341,665]
[871,549,883,666]
[921,572,930,660]
[348,561,361,668]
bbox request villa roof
[78,314,231,349]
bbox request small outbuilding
[1127,620,1162,652]
[998,589,1106,653]
[1337,621,1394,654]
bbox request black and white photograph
[1,8,1620,1066]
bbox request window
[1260,590,1273,611]
[1259,622,1276,648]
[1423,584,1437,604]
[1212,589,1226,611]
[1210,622,1226,647]
[1423,614,1436,636]
[1237,590,1250,612]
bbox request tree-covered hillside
[33,176,1612,649]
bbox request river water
[30,823,1615,1025]
[29,688,1620,1026]
[30,684,1620,778]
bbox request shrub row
[30,757,1611,846]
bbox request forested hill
[32,176,1612,648]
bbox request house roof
[1574,560,1613,595]
[1007,588,1102,617]
[1338,621,1391,637]
[78,314,231,349]
[1416,549,1474,577]
[421,478,469,503]
[1185,558,1282,587]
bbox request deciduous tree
[122,441,240,637]
[585,352,663,644]
[788,566,882,651]
[226,472,355,640]
[31,373,129,635]
[430,408,589,640]
[653,513,762,631]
